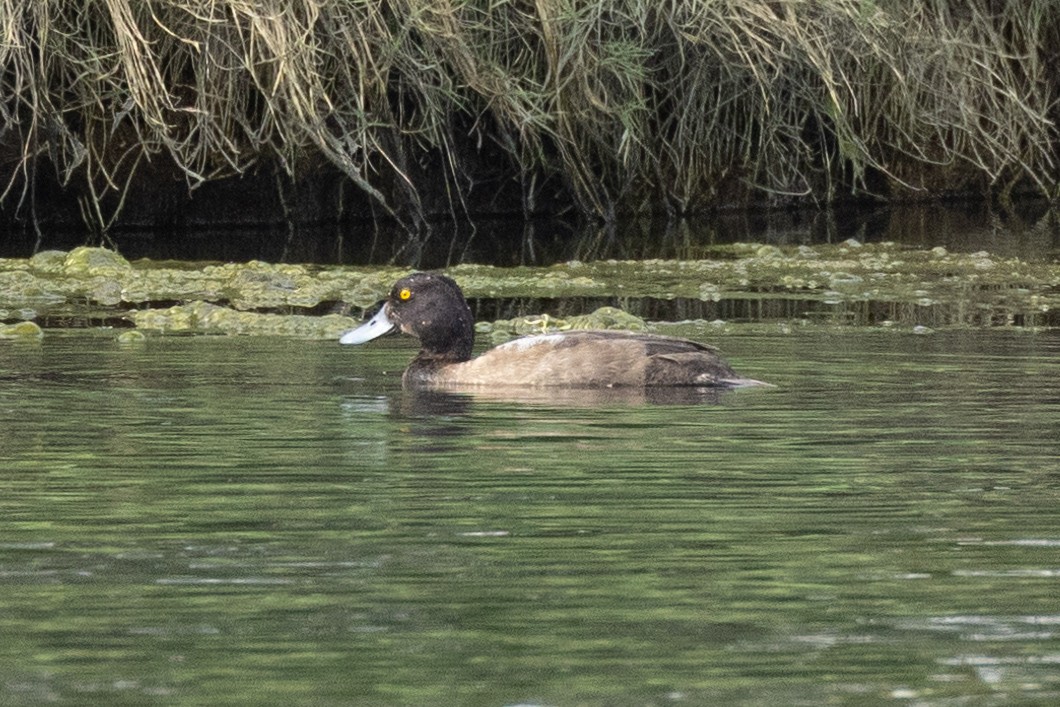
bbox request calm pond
[1,325,1058,704]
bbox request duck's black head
[340,272,474,362]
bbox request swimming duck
[339,272,766,388]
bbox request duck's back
[412,330,758,388]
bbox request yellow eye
[398,288,412,301]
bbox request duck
[339,272,767,389]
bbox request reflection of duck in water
[340,272,768,390]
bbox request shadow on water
[3,201,1057,266]
[335,384,758,460]
[389,384,746,413]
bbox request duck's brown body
[340,272,767,389]
[405,330,749,387]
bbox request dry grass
[0,0,1057,233]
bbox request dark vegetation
[1,0,1058,239]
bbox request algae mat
[1,242,1057,340]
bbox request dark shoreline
[3,202,1056,270]
[2,1,1058,238]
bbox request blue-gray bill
[339,306,396,345]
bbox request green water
[1,329,1058,705]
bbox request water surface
[1,329,1058,704]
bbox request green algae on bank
[0,321,44,339]
[449,240,1059,304]
[116,329,147,344]
[128,301,355,339]
[478,306,648,344]
[0,243,1057,335]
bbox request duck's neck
[403,356,456,386]
[403,330,473,387]
[415,314,474,363]
[413,346,470,365]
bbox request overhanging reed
[0,0,1057,233]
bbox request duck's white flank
[493,333,568,352]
